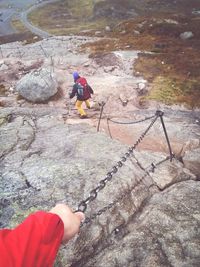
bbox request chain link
[107,114,156,125]
[76,112,159,213]
[82,155,172,225]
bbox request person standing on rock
[0,204,84,267]
[69,71,94,119]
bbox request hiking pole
[97,101,105,132]
[156,110,174,161]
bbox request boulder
[119,93,128,106]
[133,30,140,35]
[16,68,58,103]
[93,52,122,68]
[180,31,194,40]
[105,26,111,32]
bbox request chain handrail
[76,112,159,213]
[83,155,172,225]
[97,101,106,132]
[107,114,156,125]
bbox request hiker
[0,203,84,267]
[69,71,94,119]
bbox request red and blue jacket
[70,77,94,101]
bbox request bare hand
[50,204,85,243]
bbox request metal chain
[107,113,158,140]
[76,112,159,213]
[107,114,156,125]
[82,155,172,225]
[97,101,106,132]
[107,117,113,139]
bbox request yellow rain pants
[75,100,91,116]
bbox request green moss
[67,0,94,18]
[11,19,27,33]
[146,76,200,107]
[28,0,111,35]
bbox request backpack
[76,77,91,99]
[77,83,84,97]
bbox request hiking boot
[80,115,87,119]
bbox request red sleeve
[0,211,64,267]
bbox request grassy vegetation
[134,49,200,108]
[28,0,111,35]
[0,19,41,45]
[11,19,27,33]
[82,14,200,108]
[66,0,94,18]
[145,76,199,107]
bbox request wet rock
[16,68,58,103]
